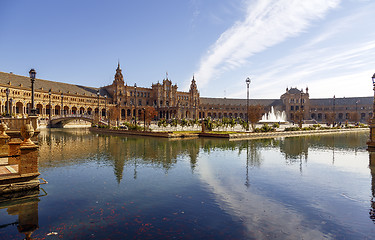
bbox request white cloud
[195,0,341,88]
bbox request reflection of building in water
[369,151,375,223]
[0,189,40,239]
[279,137,309,161]
[41,130,285,182]
[38,130,203,182]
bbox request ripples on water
[1,129,375,239]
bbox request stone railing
[0,116,38,131]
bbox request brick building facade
[0,65,372,123]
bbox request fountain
[259,106,287,123]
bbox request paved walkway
[0,158,19,178]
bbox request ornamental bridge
[49,114,108,127]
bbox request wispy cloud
[195,0,341,88]
[226,2,375,99]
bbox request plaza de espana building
[0,64,373,124]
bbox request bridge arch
[49,114,107,128]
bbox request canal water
[1,129,375,239]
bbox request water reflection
[0,188,43,239]
[369,151,375,223]
[30,129,374,239]
[38,130,368,183]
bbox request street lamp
[6,88,9,117]
[9,98,13,116]
[245,77,251,131]
[299,91,303,128]
[134,83,137,126]
[97,90,100,121]
[333,95,336,126]
[143,107,146,131]
[49,89,52,126]
[367,73,375,149]
[29,68,36,115]
[104,95,107,120]
[61,93,64,115]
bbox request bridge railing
[51,114,94,120]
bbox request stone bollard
[19,124,39,175]
[19,144,39,175]
[8,138,22,165]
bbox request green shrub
[284,127,301,131]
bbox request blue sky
[1,0,374,99]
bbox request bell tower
[114,62,124,84]
[189,76,199,118]
[112,62,125,105]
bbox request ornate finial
[166,71,168,79]
[0,122,8,137]
[117,59,120,69]
[20,124,35,146]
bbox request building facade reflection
[37,130,368,183]
[0,188,42,239]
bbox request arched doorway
[72,107,77,115]
[55,105,61,115]
[36,104,43,115]
[46,104,52,116]
[16,102,23,114]
[64,106,69,115]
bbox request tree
[295,109,304,128]
[109,105,120,126]
[170,118,178,129]
[350,111,360,124]
[248,105,264,132]
[180,118,188,130]
[325,112,335,126]
[140,106,158,129]
[229,118,236,130]
[221,117,230,131]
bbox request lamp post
[134,83,137,126]
[49,89,52,127]
[356,100,359,124]
[97,90,100,122]
[367,73,375,150]
[299,91,303,128]
[9,98,13,117]
[61,93,64,116]
[245,77,251,131]
[29,69,36,116]
[143,107,146,131]
[104,94,107,120]
[6,88,9,117]
[333,95,336,126]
